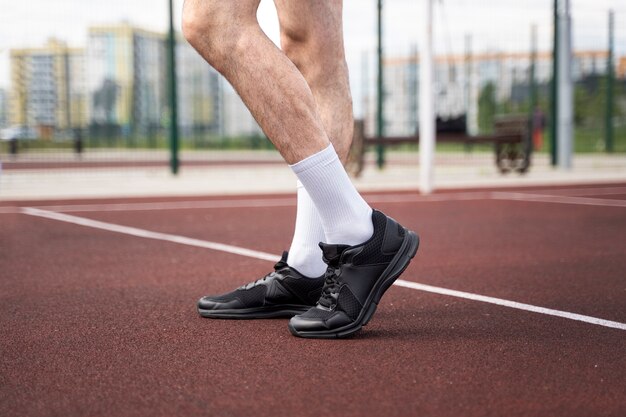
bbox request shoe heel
[373,231,419,304]
[362,302,378,326]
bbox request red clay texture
[1,184,625,417]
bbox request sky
[1,0,625,115]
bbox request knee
[280,28,314,73]
[182,0,214,45]
[280,27,343,82]
[182,0,249,69]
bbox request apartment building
[9,39,86,137]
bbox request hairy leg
[184,0,372,250]
[182,0,330,164]
[273,0,353,162]
[270,1,356,273]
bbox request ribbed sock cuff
[289,143,337,175]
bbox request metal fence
[356,0,625,183]
[0,0,268,176]
[0,0,624,188]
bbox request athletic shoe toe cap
[197,296,244,311]
[289,309,353,333]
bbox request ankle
[323,208,373,246]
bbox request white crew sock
[290,144,373,246]
[286,181,328,278]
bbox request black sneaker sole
[198,304,310,319]
[288,230,420,339]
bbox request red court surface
[1,183,625,417]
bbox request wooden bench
[347,115,532,177]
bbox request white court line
[20,207,626,332]
[4,185,625,215]
[367,191,493,204]
[493,192,626,208]
[0,207,20,214]
[527,186,626,197]
[394,280,626,331]
[20,207,278,262]
[28,198,297,213]
[12,191,492,214]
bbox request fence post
[167,0,180,175]
[556,0,573,169]
[550,0,559,166]
[605,9,614,153]
[376,0,385,169]
[528,24,538,159]
[419,0,435,194]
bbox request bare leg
[182,0,330,164]
[273,0,353,162]
[184,0,372,248]
[189,1,417,336]
[270,1,355,275]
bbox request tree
[93,78,119,124]
[478,82,496,134]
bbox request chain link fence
[0,0,623,186]
[355,0,625,182]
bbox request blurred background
[0,0,624,199]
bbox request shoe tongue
[274,251,289,270]
[319,243,350,265]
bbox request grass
[0,134,276,154]
[1,128,624,156]
[573,126,626,153]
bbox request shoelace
[252,271,275,285]
[317,266,341,308]
[247,259,286,287]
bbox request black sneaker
[288,210,419,338]
[197,252,325,319]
